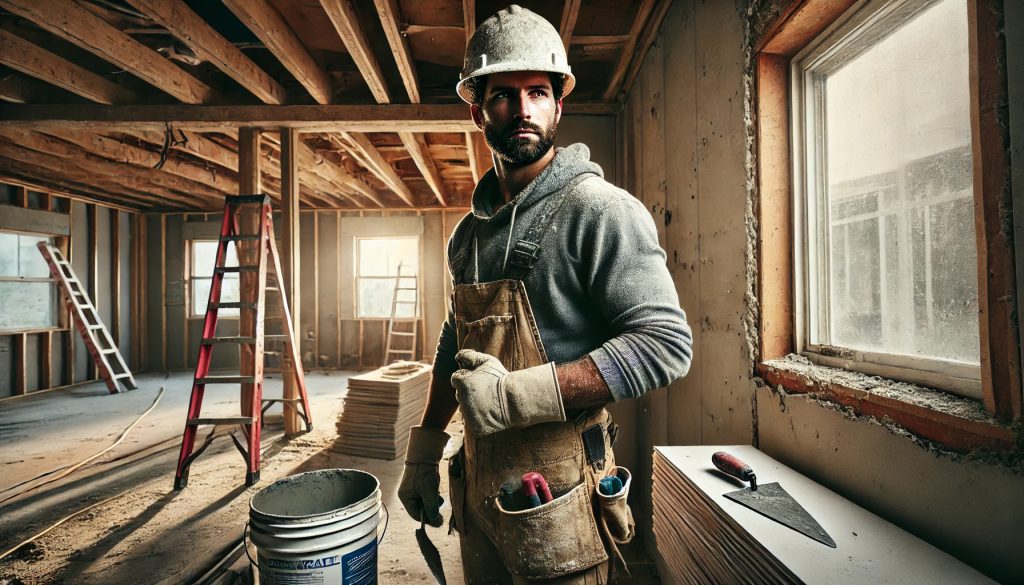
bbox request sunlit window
[793,0,979,395]
[190,240,239,318]
[356,237,419,319]
[0,231,58,331]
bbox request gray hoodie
[434,143,692,401]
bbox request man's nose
[514,91,532,119]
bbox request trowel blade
[723,482,836,548]
[416,520,447,585]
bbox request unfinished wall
[620,1,1024,583]
[0,182,134,397]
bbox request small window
[0,230,58,331]
[356,237,419,319]
[189,240,239,318]
[792,0,980,396]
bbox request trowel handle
[712,451,758,490]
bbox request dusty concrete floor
[0,370,660,585]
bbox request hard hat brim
[456,67,576,104]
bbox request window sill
[0,327,70,335]
[756,355,1017,453]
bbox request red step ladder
[174,195,312,489]
[37,241,136,393]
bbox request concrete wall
[622,1,1024,583]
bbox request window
[189,240,239,318]
[355,237,419,319]
[792,0,980,396]
[0,231,58,331]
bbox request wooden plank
[160,214,167,369]
[14,333,26,395]
[603,0,656,102]
[112,210,121,347]
[238,128,260,416]
[319,0,391,104]
[0,103,610,131]
[619,0,674,106]
[41,330,52,390]
[0,28,135,105]
[88,204,98,380]
[968,0,1022,420]
[0,72,52,104]
[0,203,70,235]
[0,0,213,104]
[298,139,380,206]
[399,132,448,206]
[0,158,179,210]
[559,0,583,49]
[125,0,285,105]
[463,0,475,41]
[223,0,332,105]
[469,132,491,182]
[465,132,480,183]
[338,132,414,205]
[373,0,420,103]
[281,127,302,434]
[759,0,858,56]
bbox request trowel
[712,451,836,548]
[416,512,447,584]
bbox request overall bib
[447,176,628,584]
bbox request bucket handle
[242,503,390,569]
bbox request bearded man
[398,5,693,584]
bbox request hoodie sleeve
[584,196,693,401]
[431,218,469,384]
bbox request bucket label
[341,539,377,585]
[260,554,342,584]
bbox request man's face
[471,71,562,166]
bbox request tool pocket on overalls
[494,483,608,579]
[596,467,635,545]
[447,447,467,535]
[459,314,522,370]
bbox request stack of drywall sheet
[333,362,431,460]
[652,445,995,585]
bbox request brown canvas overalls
[447,176,632,584]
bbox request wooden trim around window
[756,0,1022,426]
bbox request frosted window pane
[359,279,398,318]
[192,276,239,317]
[19,235,51,278]
[820,0,977,364]
[358,238,419,277]
[0,233,18,276]
[191,240,237,277]
[0,282,56,329]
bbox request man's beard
[483,119,558,166]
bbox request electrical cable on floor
[0,386,166,506]
[0,492,127,562]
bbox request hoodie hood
[470,142,603,221]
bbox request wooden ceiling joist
[335,132,413,205]
[463,0,475,41]
[0,72,52,104]
[222,0,332,105]
[399,132,447,206]
[0,28,135,105]
[0,164,157,211]
[559,0,583,50]
[124,0,286,105]
[0,0,214,104]
[296,140,378,207]
[603,0,656,102]
[373,0,420,104]
[124,129,239,173]
[319,0,391,104]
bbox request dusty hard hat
[456,5,575,103]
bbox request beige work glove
[398,425,450,527]
[451,349,566,436]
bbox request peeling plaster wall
[622,0,1024,582]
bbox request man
[398,5,692,584]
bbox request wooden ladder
[174,195,312,489]
[36,241,136,394]
[383,262,419,365]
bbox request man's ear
[554,98,563,125]
[470,104,484,130]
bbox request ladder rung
[187,416,254,426]
[395,301,417,304]
[265,334,289,342]
[101,348,117,354]
[388,349,416,355]
[216,266,260,273]
[113,373,133,379]
[197,376,256,384]
[88,324,104,330]
[221,235,260,241]
[262,398,300,404]
[210,302,257,310]
[391,318,418,323]
[395,287,418,291]
[390,331,415,337]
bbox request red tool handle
[712,451,758,490]
[522,472,553,504]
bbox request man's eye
[530,90,548,98]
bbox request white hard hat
[456,5,575,104]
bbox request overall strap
[505,173,595,281]
[448,216,478,285]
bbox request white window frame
[354,236,421,319]
[187,239,239,319]
[0,229,59,333]
[790,0,982,398]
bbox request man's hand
[398,426,450,527]
[451,349,566,436]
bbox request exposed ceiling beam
[222,0,332,105]
[399,132,447,206]
[124,0,286,105]
[0,128,225,206]
[335,132,413,205]
[0,165,159,211]
[603,0,656,102]
[373,0,419,104]
[0,72,53,104]
[559,0,583,49]
[123,129,240,173]
[0,28,136,105]
[295,139,379,207]
[463,0,475,41]
[619,0,674,104]
[0,0,214,104]
[319,0,391,104]
[0,103,612,131]
[41,129,237,194]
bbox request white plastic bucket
[248,469,386,585]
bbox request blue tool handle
[599,475,624,496]
[526,494,542,508]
